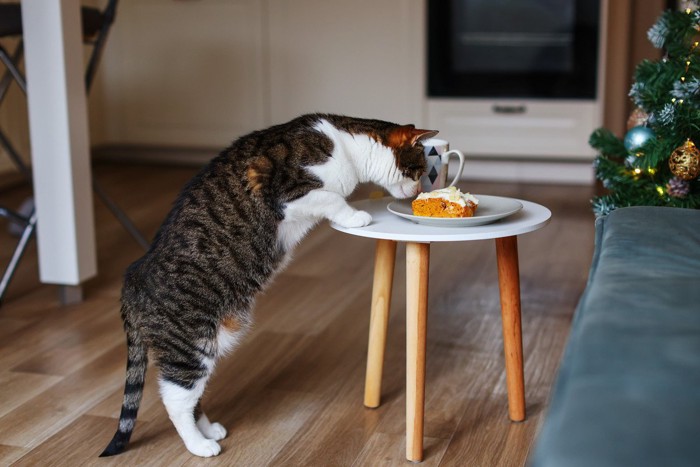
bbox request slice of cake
[411,186,479,218]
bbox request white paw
[202,422,227,441]
[336,210,372,228]
[186,438,221,457]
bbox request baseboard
[92,144,217,167]
[0,170,30,192]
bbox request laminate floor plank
[0,162,596,466]
[0,346,126,448]
[0,444,27,466]
[0,371,62,419]
[352,432,449,466]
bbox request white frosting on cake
[415,186,479,207]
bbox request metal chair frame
[0,0,148,303]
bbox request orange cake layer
[411,198,477,218]
[411,186,479,218]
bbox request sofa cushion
[529,206,700,467]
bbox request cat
[100,113,438,458]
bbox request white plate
[387,195,523,227]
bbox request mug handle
[442,149,466,187]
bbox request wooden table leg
[406,242,429,462]
[365,239,397,408]
[495,236,526,422]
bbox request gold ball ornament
[669,140,700,180]
[627,107,649,130]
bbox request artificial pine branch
[630,60,680,109]
[590,5,700,215]
[589,128,626,158]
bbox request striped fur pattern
[100,114,437,457]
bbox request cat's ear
[409,128,439,146]
[388,125,439,147]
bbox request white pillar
[21,0,97,285]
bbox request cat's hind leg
[194,401,227,440]
[159,365,221,457]
[190,315,249,441]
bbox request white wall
[0,0,608,184]
[91,0,425,148]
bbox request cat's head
[382,125,438,198]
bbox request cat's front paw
[202,422,227,441]
[336,210,372,228]
[186,438,222,457]
[196,416,227,440]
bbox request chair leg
[0,43,31,178]
[0,129,31,177]
[1,12,146,253]
[0,1,144,304]
[406,241,429,462]
[58,284,83,306]
[495,236,526,422]
[92,179,149,250]
[84,0,119,92]
[364,239,397,408]
[0,41,26,94]
[0,209,37,304]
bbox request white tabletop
[331,197,551,242]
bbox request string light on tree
[683,2,699,13]
[588,4,700,215]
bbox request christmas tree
[591,4,700,216]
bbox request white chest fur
[277,120,360,252]
[277,118,416,253]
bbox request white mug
[420,138,466,192]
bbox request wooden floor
[0,162,596,466]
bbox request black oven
[427,0,601,100]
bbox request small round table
[331,196,551,462]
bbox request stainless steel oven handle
[492,105,527,114]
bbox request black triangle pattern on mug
[429,147,439,156]
[428,166,439,183]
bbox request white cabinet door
[97,0,266,147]
[267,0,424,126]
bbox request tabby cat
[100,113,438,457]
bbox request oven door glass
[428,0,600,99]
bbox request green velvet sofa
[529,206,700,467]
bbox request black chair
[0,1,148,303]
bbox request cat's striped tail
[99,323,148,457]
